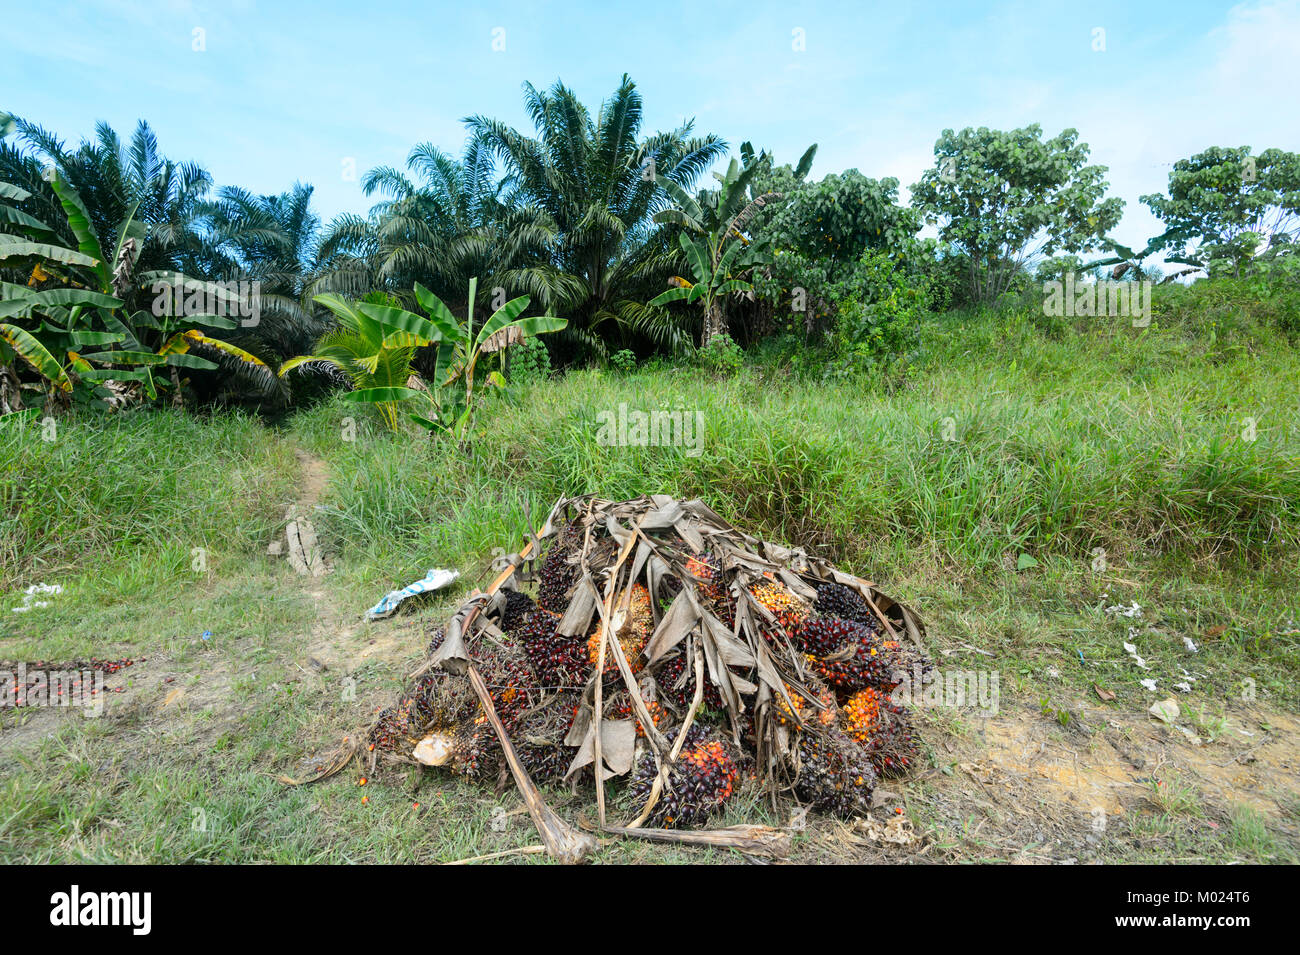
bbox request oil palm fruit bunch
[628,726,738,828]
[876,637,934,691]
[867,709,920,778]
[791,724,877,817]
[773,680,838,729]
[407,715,501,779]
[586,584,653,675]
[839,686,891,745]
[839,687,920,777]
[608,689,668,738]
[498,589,536,633]
[537,542,580,613]
[794,617,901,692]
[813,582,876,626]
[749,577,809,635]
[516,690,581,783]
[518,607,593,687]
[654,650,723,711]
[684,552,735,627]
[791,615,879,656]
[477,639,537,730]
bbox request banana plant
[281,278,566,438]
[0,181,129,408]
[649,231,764,344]
[1084,227,1195,282]
[279,290,434,431]
[1,173,270,406]
[653,165,781,342]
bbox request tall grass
[0,408,297,596]
[292,300,1300,588]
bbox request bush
[696,334,744,376]
[825,251,928,377]
[608,349,637,374]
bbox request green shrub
[608,349,637,374]
[826,250,928,377]
[696,334,744,376]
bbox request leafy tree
[911,125,1123,304]
[764,169,917,279]
[1142,146,1300,278]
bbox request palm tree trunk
[702,300,726,346]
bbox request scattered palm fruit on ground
[350,495,931,833]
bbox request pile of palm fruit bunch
[365,494,931,830]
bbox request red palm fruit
[517,608,593,687]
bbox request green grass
[1,408,299,654]
[2,291,1298,863]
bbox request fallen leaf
[1094,684,1116,702]
[160,688,184,708]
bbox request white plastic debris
[1105,601,1143,619]
[1123,635,1150,670]
[1174,681,1193,693]
[1183,636,1199,653]
[11,582,63,613]
[365,568,459,620]
[1140,678,1158,692]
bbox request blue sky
[5,0,1299,253]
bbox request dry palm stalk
[465,665,596,864]
[587,820,793,859]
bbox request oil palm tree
[8,117,216,280]
[204,182,326,372]
[466,75,727,357]
[312,139,576,318]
